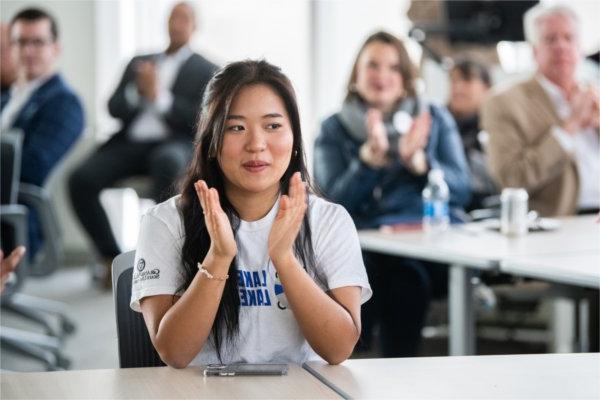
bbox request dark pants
[68,137,192,259]
[361,251,448,357]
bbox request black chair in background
[1,130,29,296]
[18,183,64,276]
[0,130,73,371]
[112,250,164,368]
[3,181,76,340]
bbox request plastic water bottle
[422,168,450,233]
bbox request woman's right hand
[194,180,237,262]
[360,109,389,168]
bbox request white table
[501,250,600,352]
[0,364,340,399]
[305,353,600,399]
[501,250,600,289]
[359,215,600,355]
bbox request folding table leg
[449,265,476,356]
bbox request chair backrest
[18,184,63,276]
[1,129,63,277]
[1,130,23,205]
[0,204,29,299]
[112,251,165,368]
[0,130,29,297]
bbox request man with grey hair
[481,3,599,217]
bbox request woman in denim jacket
[314,31,471,357]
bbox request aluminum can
[500,188,529,236]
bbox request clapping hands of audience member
[195,180,237,269]
[268,172,307,267]
[359,109,390,168]
[563,85,600,134]
[359,109,432,173]
[399,112,431,174]
[136,60,158,102]
[195,173,308,270]
[0,246,25,294]
[586,86,599,130]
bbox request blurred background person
[482,4,599,217]
[0,8,84,258]
[447,56,496,211]
[1,22,18,106]
[314,31,471,357]
[0,246,25,294]
[68,2,218,289]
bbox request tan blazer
[481,77,579,217]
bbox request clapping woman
[314,31,470,357]
[131,60,371,367]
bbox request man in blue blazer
[1,8,84,257]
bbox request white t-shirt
[130,194,372,365]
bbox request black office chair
[0,131,29,286]
[18,183,63,277]
[3,182,76,340]
[1,129,23,205]
[0,131,29,296]
[0,130,71,370]
[1,128,75,339]
[112,251,165,368]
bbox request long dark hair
[345,30,418,101]
[177,60,317,360]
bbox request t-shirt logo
[274,282,288,310]
[132,258,160,285]
[237,268,272,307]
[137,258,146,272]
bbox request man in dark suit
[1,8,84,257]
[68,2,218,286]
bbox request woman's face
[448,70,489,117]
[355,41,404,112]
[219,83,294,199]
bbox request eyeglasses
[11,38,54,49]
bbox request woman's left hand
[268,172,307,267]
[398,112,431,166]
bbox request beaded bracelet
[197,262,229,281]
